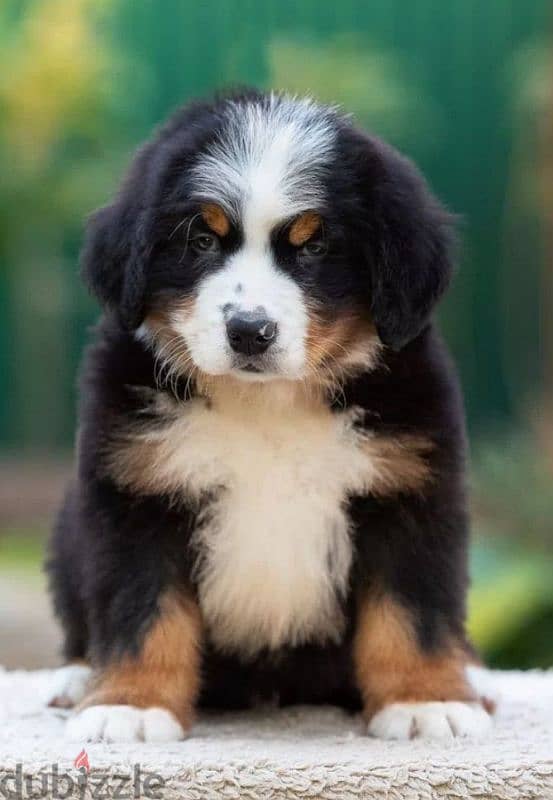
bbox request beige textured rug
[1,666,552,799]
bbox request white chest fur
[121,383,381,655]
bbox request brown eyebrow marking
[201,203,230,237]
[288,211,322,246]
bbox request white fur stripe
[190,93,338,221]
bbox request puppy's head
[82,90,454,385]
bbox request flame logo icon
[73,749,90,772]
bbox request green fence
[0,0,550,453]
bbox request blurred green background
[0,0,552,669]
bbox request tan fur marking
[361,434,434,496]
[288,211,321,246]
[145,296,195,337]
[201,203,230,237]
[142,297,196,383]
[105,414,177,497]
[353,595,477,720]
[80,592,202,730]
[305,307,382,380]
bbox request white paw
[466,664,501,708]
[368,701,492,741]
[47,664,93,708]
[65,705,185,742]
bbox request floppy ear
[79,137,160,330]
[80,98,221,328]
[80,201,150,331]
[367,147,456,351]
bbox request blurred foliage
[0,529,44,577]
[469,538,553,668]
[0,0,128,244]
[269,34,442,151]
[0,0,133,451]
[469,432,553,667]
[472,433,553,546]
[1,0,111,167]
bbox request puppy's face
[82,92,454,386]
[151,206,338,382]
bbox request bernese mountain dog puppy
[47,89,492,742]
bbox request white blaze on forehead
[190,94,337,242]
[177,95,338,379]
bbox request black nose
[226,312,278,355]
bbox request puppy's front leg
[66,592,201,742]
[353,592,491,740]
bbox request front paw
[47,664,93,709]
[65,705,185,742]
[368,701,492,741]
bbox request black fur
[48,90,469,712]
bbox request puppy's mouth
[229,353,283,382]
[232,357,272,380]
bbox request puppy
[47,89,492,742]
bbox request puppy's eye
[301,240,327,257]
[192,233,219,253]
